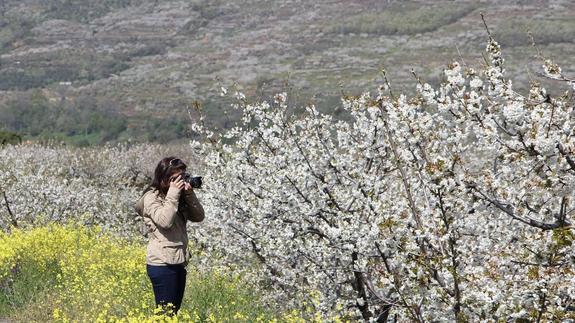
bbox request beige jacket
[135,186,204,266]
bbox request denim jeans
[146,264,187,315]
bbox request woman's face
[168,170,185,182]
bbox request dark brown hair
[145,156,187,196]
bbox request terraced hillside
[0,0,574,144]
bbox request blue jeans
[146,264,187,315]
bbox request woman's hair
[145,156,187,196]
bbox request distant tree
[0,131,21,145]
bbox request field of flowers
[2,29,575,321]
[0,223,319,322]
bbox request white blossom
[503,101,526,123]
[470,77,483,89]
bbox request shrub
[0,131,21,146]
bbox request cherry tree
[189,28,575,321]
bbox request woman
[135,157,205,315]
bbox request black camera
[182,173,202,189]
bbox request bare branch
[558,143,575,172]
[510,260,567,268]
[480,12,492,38]
[535,71,575,83]
[1,191,18,229]
[352,251,373,321]
[536,283,547,323]
[467,183,571,230]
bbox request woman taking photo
[135,157,205,315]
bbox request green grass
[494,18,575,47]
[0,260,61,318]
[36,132,105,147]
[185,269,274,322]
[329,2,478,36]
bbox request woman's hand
[183,182,192,191]
[169,175,185,190]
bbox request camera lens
[190,176,202,189]
[181,173,202,188]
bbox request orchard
[1,29,575,322]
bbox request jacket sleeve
[182,189,205,222]
[143,187,181,229]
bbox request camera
[182,173,202,189]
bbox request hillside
[0,0,574,144]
